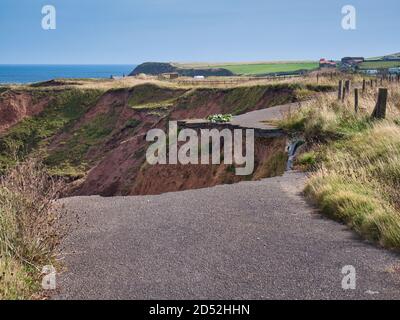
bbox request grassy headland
[131,61,320,77]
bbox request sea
[0,65,137,84]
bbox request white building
[388,67,400,74]
[362,69,378,75]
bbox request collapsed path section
[132,104,297,195]
[56,172,400,300]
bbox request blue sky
[0,0,398,64]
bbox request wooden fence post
[354,88,359,113]
[338,80,343,100]
[371,88,388,119]
[342,84,347,101]
[362,79,366,93]
[345,80,351,94]
[370,79,373,87]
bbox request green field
[365,53,400,60]
[359,60,400,70]
[218,62,319,75]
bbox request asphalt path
[56,172,400,299]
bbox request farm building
[384,55,400,61]
[319,59,337,68]
[361,69,379,75]
[389,67,400,74]
[341,57,365,65]
[159,72,179,80]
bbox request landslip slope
[0,81,332,196]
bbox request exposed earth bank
[0,90,50,134]
[0,82,331,196]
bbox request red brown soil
[72,93,289,196]
[0,90,50,134]
[130,137,287,196]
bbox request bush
[0,159,65,299]
[296,151,317,169]
[206,114,233,123]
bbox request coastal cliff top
[0,73,338,92]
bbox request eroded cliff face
[0,82,322,196]
[0,90,50,134]
[130,136,287,196]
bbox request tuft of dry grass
[0,159,66,300]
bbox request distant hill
[129,62,234,77]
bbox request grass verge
[279,84,400,249]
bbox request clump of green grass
[127,84,186,109]
[0,256,36,300]
[130,99,176,110]
[124,119,142,130]
[0,159,65,299]
[44,112,117,177]
[296,151,317,170]
[279,95,372,141]
[0,87,9,95]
